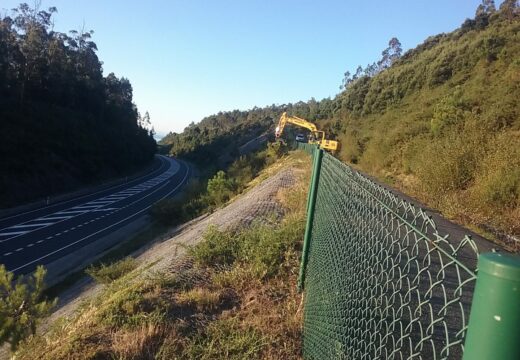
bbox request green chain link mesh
[298,145,480,359]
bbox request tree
[378,37,402,71]
[475,0,496,28]
[0,265,56,351]
[499,0,519,19]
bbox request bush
[86,258,138,284]
[0,265,56,351]
[188,226,240,267]
[207,171,235,206]
[150,198,185,225]
[473,133,520,209]
[190,217,304,279]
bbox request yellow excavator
[275,112,340,152]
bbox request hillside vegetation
[15,151,309,359]
[0,4,156,207]
[164,2,520,239]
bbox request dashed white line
[27,243,34,247]
[11,162,190,273]
[36,240,44,243]
[15,248,23,252]
[3,252,12,256]
[46,236,53,239]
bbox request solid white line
[0,158,175,243]
[11,163,190,273]
[0,230,29,236]
[11,223,53,229]
[0,156,167,222]
[38,215,72,221]
[72,205,102,210]
[56,210,89,215]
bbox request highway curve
[0,155,190,275]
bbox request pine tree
[0,265,56,351]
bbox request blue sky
[1,1,494,137]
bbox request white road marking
[72,205,102,210]
[11,223,53,228]
[12,163,190,273]
[39,215,72,221]
[0,155,167,222]
[15,248,23,252]
[0,230,29,236]
[27,243,34,247]
[4,252,12,256]
[36,240,44,243]
[56,210,89,215]
[46,236,53,239]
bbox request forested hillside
[0,4,156,207]
[163,1,519,238]
[159,99,336,166]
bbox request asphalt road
[0,155,190,275]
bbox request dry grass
[15,150,310,359]
[111,324,166,360]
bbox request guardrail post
[298,146,323,292]
[462,252,520,360]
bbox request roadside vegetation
[14,150,310,359]
[150,141,286,227]
[0,266,56,352]
[162,2,520,243]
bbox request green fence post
[305,145,317,213]
[298,147,323,292]
[462,252,520,360]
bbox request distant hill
[0,4,156,207]
[164,2,519,238]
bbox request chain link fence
[296,143,486,359]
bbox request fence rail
[295,142,520,360]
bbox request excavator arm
[275,112,340,152]
[275,112,318,137]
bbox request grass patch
[15,150,309,359]
[86,258,138,284]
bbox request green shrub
[190,217,304,278]
[473,133,520,209]
[0,265,56,351]
[150,198,185,225]
[188,226,240,267]
[207,171,235,206]
[86,258,138,284]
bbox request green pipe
[463,252,520,360]
[298,147,323,292]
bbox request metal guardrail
[296,143,520,360]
